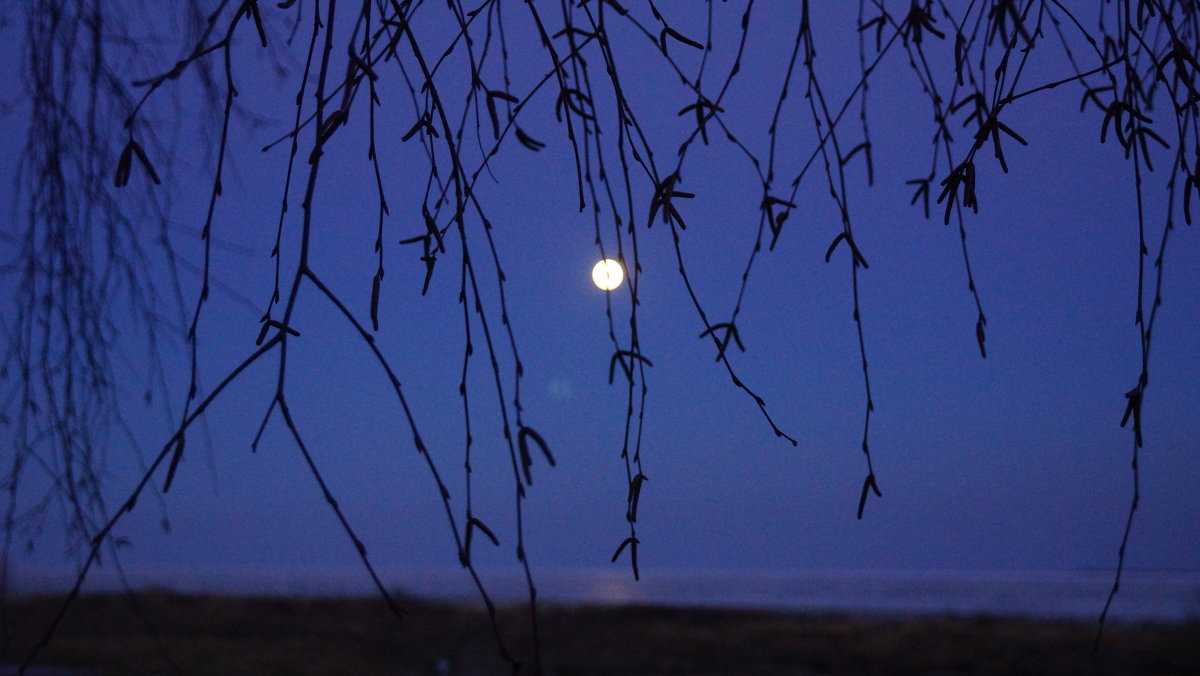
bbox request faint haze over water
[13,565,1199,623]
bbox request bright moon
[591,259,624,291]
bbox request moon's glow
[591,259,624,291]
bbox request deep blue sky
[3,3,1198,596]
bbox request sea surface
[12,565,1199,623]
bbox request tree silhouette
[2,1,1197,672]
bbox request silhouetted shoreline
[16,566,1197,623]
[6,590,1198,674]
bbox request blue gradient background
[2,4,1197,605]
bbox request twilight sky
[2,2,1198,599]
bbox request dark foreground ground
[5,591,1198,675]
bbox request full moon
[591,259,624,291]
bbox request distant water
[12,565,1200,623]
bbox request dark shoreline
[7,590,1199,674]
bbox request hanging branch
[7,4,1199,671]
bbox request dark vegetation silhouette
[2,1,1197,672]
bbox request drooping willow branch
[5,2,1198,672]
